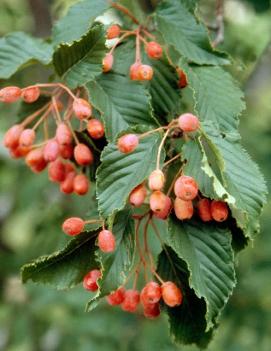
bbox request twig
[212,0,224,47]
[110,2,140,24]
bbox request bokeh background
[0,1,270,350]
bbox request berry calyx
[143,302,160,319]
[83,269,101,292]
[62,217,85,236]
[174,175,198,200]
[130,63,141,80]
[3,124,23,149]
[43,139,60,162]
[48,159,66,182]
[107,24,121,39]
[178,113,200,132]
[22,86,40,103]
[146,41,163,59]
[103,53,114,73]
[19,129,36,147]
[150,191,170,214]
[148,169,165,191]
[87,119,105,139]
[73,98,92,120]
[210,200,229,222]
[98,229,116,253]
[106,287,125,306]
[121,289,140,313]
[74,143,94,166]
[56,122,73,145]
[0,86,21,103]
[129,183,147,207]
[140,281,162,305]
[197,198,212,222]
[117,134,139,154]
[137,64,154,81]
[161,281,183,307]
[73,174,89,195]
[177,68,188,89]
[174,198,193,220]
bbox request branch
[212,0,224,48]
[110,2,140,24]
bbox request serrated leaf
[52,0,108,47]
[0,32,53,79]
[53,24,107,87]
[156,0,228,65]
[96,132,164,218]
[86,73,157,141]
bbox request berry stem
[141,28,156,40]
[67,120,80,145]
[51,96,62,123]
[166,166,183,196]
[163,154,181,168]
[31,83,77,100]
[110,2,140,24]
[135,28,142,63]
[21,102,51,127]
[32,106,53,131]
[139,126,168,139]
[156,128,171,170]
[84,219,103,224]
[109,31,135,55]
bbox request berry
[73,174,89,195]
[140,281,162,305]
[87,119,105,139]
[146,41,163,59]
[56,122,72,145]
[107,24,121,39]
[174,198,193,220]
[22,86,40,103]
[106,287,125,306]
[117,134,139,153]
[153,195,171,220]
[129,183,147,207]
[3,124,23,149]
[25,148,47,172]
[150,191,169,213]
[98,229,116,253]
[0,86,21,103]
[48,159,66,182]
[148,169,165,191]
[83,269,101,292]
[178,113,200,132]
[9,146,26,159]
[43,139,60,162]
[138,64,154,81]
[177,68,188,89]
[130,63,141,80]
[60,171,76,194]
[121,289,140,313]
[62,217,85,236]
[74,143,94,166]
[19,129,35,147]
[143,302,160,319]
[73,98,92,120]
[162,281,183,307]
[174,175,198,200]
[197,198,212,222]
[59,143,74,159]
[103,53,114,73]
[210,200,229,222]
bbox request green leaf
[167,217,236,330]
[86,73,157,141]
[21,231,99,289]
[0,32,53,79]
[155,0,228,65]
[52,0,108,47]
[96,132,164,218]
[53,24,107,87]
[118,0,148,23]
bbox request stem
[166,166,183,196]
[163,154,181,168]
[32,106,52,131]
[139,126,168,139]
[109,31,135,55]
[110,2,140,24]
[67,120,80,145]
[156,128,171,170]
[21,102,51,127]
[142,28,156,40]
[139,35,148,46]
[84,219,103,224]
[135,28,142,63]
[30,83,77,100]
[51,96,62,123]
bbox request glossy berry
[174,175,198,200]
[143,302,160,319]
[129,183,147,207]
[197,198,212,222]
[0,86,21,103]
[121,289,140,313]
[146,41,163,59]
[117,134,139,153]
[83,269,101,292]
[43,139,60,162]
[98,229,115,253]
[103,53,114,73]
[25,148,47,172]
[153,195,171,220]
[150,191,169,214]
[130,62,141,80]
[3,124,23,149]
[174,198,193,220]
[210,200,229,222]
[62,217,85,236]
[60,171,76,194]
[177,68,188,89]
[87,119,105,139]
[140,281,162,305]
[148,169,165,191]
[106,287,125,306]
[56,122,72,145]
[74,143,94,166]
[59,143,74,159]
[162,281,183,307]
[73,174,89,195]
[48,159,66,182]
[178,113,200,132]
[107,24,121,39]
[22,86,40,103]
[73,98,92,120]
[138,64,154,81]
[19,129,35,147]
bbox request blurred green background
[0,1,270,350]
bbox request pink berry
[60,171,76,194]
[0,86,21,103]
[22,86,40,103]
[117,134,139,153]
[162,281,183,307]
[174,198,193,220]
[146,41,163,59]
[62,217,85,236]
[178,113,199,132]
[210,200,229,222]
[143,302,160,319]
[129,183,147,207]
[130,63,141,80]
[74,143,94,166]
[174,175,198,200]
[25,148,47,172]
[83,269,101,292]
[48,159,66,182]
[153,195,172,220]
[73,98,92,120]
[106,287,125,306]
[19,129,35,147]
[197,198,212,222]
[150,191,169,213]
[87,119,105,139]
[73,174,89,195]
[107,24,121,39]
[98,229,116,253]
[148,169,165,191]
[43,139,60,162]
[121,289,140,313]
[59,143,74,159]
[103,53,114,73]
[138,64,154,81]
[140,281,162,305]
[56,122,72,145]
[3,124,23,149]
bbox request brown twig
[110,2,140,24]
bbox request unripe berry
[107,24,121,39]
[148,169,165,191]
[140,281,162,305]
[174,198,193,220]
[153,195,171,220]
[59,143,74,159]
[3,124,23,149]
[178,113,200,132]
[98,229,115,253]
[174,175,198,200]
[22,86,40,103]
[73,174,89,195]
[62,217,85,236]
[25,148,47,172]
[73,98,92,120]
[143,302,160,319]
[121,289,140,313]
[103,53,114,73]
[129,183,147,207]
[83,269,101,292]
[146,41,163,59]
[48,159,66,182]
[43,139,60,162]
[56,122,73,145]
[150,191,169,213]
[177,68,188,89]
[197,198,212,222]
[74,143,94,166]
[162,281,183,307]
[138,64,154,81]
[19,129,35,147]
[117,134,139,153]
[210,200,229,222]
[60,171,76,194]
[130,62,141,80]
[87,119,105,139]
[106,287,125,306]
[0,86,21,103]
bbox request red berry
[162,281,183,307]
[148,169,165,191]
[73,98,92,120]
[103,53,114,73]
[73,174,89,195]
[146,41,163,59]
[0,86,21,103]
[83,269,101,292]
[121,289,140,313]
[74,143,94,166]
[19,129,35,147]
[106,287,125,305]
[22,86,40,103]
[59,143,74,159]
[138,64,154,81]
[174,198,193,220]
[178,113,200,132]
[140,281,162,305]
[60,171,76,194]
[56,122,72,145]
[107,24,121,39]
[117,134,139,153]
[197,198,212,222]
[25,148,47,172]
[153,195,172,220]
[3,124,23,149]
[62,217,85,236]
[210,200,229,222]
[98,229,116,253]
[174,175,198,200]
[87,119,105,139]
[143,302,160,319]
[150,191,169,213]
[9,146,25,159]
[129,183,147,207]
[48,159,66,182]
[177,68,188,89]
[130,63,141,80]
[43,139,60,162]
